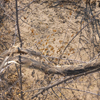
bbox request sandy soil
[0,0,100,100]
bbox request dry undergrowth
[0,0,100,100]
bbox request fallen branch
[0,47,100,76]
[2,55,100,76]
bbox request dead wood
[0,47,42,58]
[0,47,100,76]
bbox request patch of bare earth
[0,0,100,100]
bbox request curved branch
[0,47,100,76]
[5,56,100,76]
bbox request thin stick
[15,0,22,47]
[31,73,86,99]
[15,0,23,99]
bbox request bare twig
[18,0,37,11]
[15,0,23,99]
[31,72,89,99]
[15,0,22,47]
